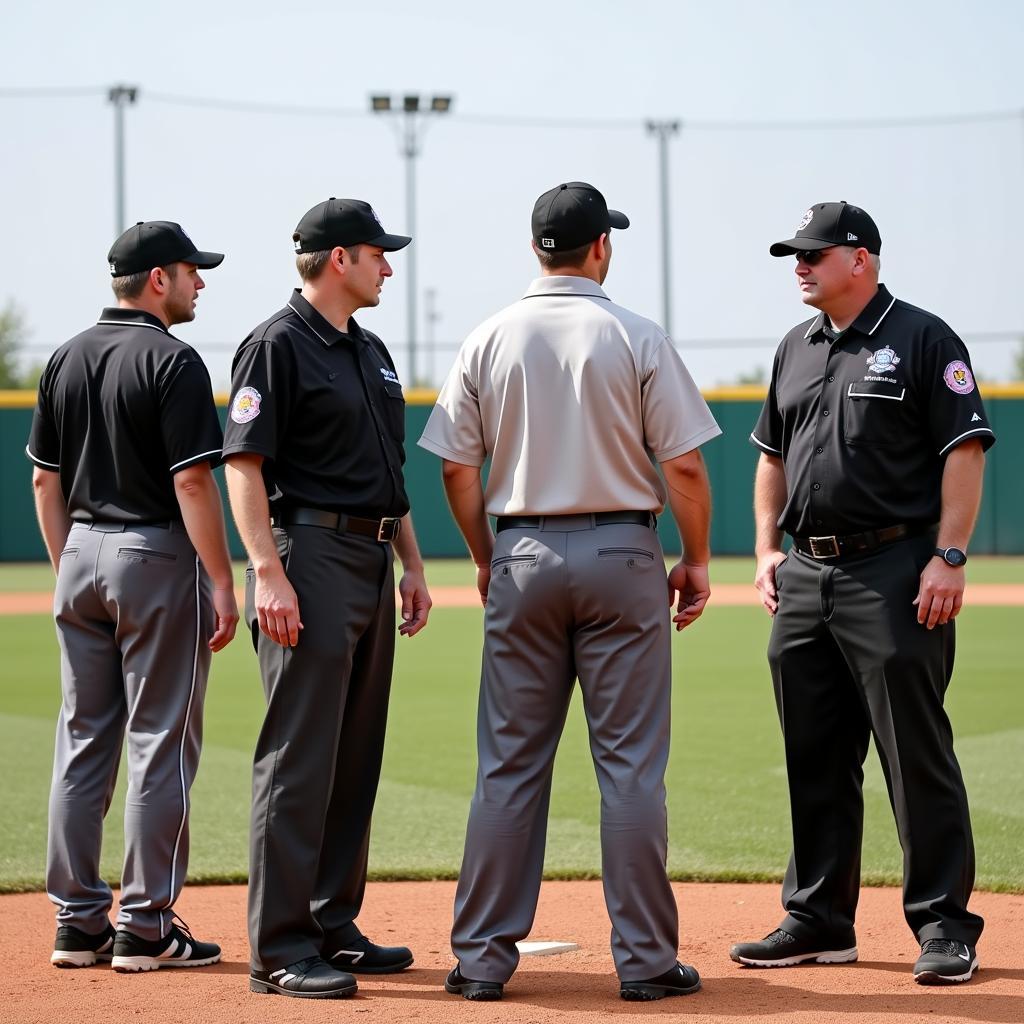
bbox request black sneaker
[444,965,504,1001]
[250,956,358,998]
[51,923,117,968]
[913,939,979,985]
[620,961,701,1001]
[111,918,221,972]
[322,934,413,974]
[730,928,858,967]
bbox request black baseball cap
[531,182,629,252]
[107,221,224,277]
[770,201,881,257]
[293,198,411,254]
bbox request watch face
[943,547,968,567]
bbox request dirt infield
[4,881,1021,1024]
[2,582,1024,615]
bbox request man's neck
[540,266,602,284]
[300,283,358,332]
[820,284,879,333]
[118,297,170,329]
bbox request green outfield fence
[3,386,1023,560]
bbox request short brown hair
[110,263,179,300]
[533,240,592,271]
[295,244,362,282]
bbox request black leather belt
[272,507,402,542]
[792,523,925,560]
[496,511,655,534]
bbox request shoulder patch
[230,386,263,424]
[942,361,975,395]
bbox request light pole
[108,84,139,236]
[645,119,680,336]
[370,94,452,386]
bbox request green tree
[0,301,29,388]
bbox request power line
[144,91,365,118]
[0,85,107,98]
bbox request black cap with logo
[293,198,411,254]
[531,182,629,252]
[770,201,881,257]
[107,221,225,277]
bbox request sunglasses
[794,247,836,266]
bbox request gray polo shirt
[418,276,721,516]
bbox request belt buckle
[808,535,840,559]
[377,516,400,542]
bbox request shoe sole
[51,951,113,968]
[731,947,858,968]
[620,978,702,1001]
[914,960,979,985]
[444,980,503,1001]
[250,977,357,998]
[111,953,221,972]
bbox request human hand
[668,561,710,630]
[398,569,432,636]
[476,563,491,607]
[255,567,303,647]
[913,557,965,629]
[208,585,239,652]
[754,550,788,616]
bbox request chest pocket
[844,381,906,446]
[381,378,406,443]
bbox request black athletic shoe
[322,934,413,974]
[51,922,117,968]
[111,918,221,972]
[250,956,358,998]
[444,965,504,1001]
[913,939,979,985]
[730,928,858,967]
[620,962,701,1001]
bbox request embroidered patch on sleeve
[230,386,263,424]
[942,361,975,395]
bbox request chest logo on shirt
[943,360,975,395]
[379,367,400,386]
[866,346,901,373]
[230,386,263,424]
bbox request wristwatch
[935,546,968,567]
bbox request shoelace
[920,938,963,958]
[169,915,195,941]
[765,929,796,946]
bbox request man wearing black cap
[27,221,237,972]
[223,198,431,999]
[731,202,993,984]
[420,182,720,1001]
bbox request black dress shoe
[620,961,701,1001]
[322,934,413,974]
[444,965,504,1001]
[250,955,358,998]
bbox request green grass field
[1,559,1021,894]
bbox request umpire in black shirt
[223,198,432,999]
[27,221,238,972]
[732,203,993,985]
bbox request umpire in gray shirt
[419,182,720,1002]
[27,221,238,973]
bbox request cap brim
[609,209,630,230]
[365,232,412,252]
[769,237,833,257]
[183,249,225,269]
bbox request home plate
[516,940,579,956]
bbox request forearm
[32,469,71,572]
[661,450,711,564]
[753,453,787,555]
[441,461,494,565]
[392,513,425,572]
[936,440,985,550]
[173,467,234,589]
[224,457,281,575]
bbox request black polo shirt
[26,307,222,522]
[221,290,410,518]
[751,284,996,537]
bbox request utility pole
[424,287,441,386]
[108,85,139,236]
[645,120,681,336]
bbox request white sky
[3,0,1023,390]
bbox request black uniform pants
[767,534,983,946]
[246,525,395,971]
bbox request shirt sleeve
[417,344,486,467]
[641,338,721,461]
[750,349,783,455]
[158,355,224,473]
[919,335,996,456]
[26,360,60,470]
[221,339,291,461]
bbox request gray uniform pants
[247,525,395,972]
[452,516,678,983]
[47,521,212,941]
